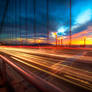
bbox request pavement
[0,47,92,92]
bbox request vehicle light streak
[1,49,92,75]
[0,47,92,91]
[64,74,89,84]
[0,47,92,63]
[0,48,92,75]
[11,56,92,91]
[0,55,62,92]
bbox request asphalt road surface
[0,47,92,92]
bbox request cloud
[75,9,92,25]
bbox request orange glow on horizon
[3,26,92,45]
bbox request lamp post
[53,32,58,47]
[60,37,63,47]
[38,39,40,47]
[55,33,57,47]
[69,0,72,47]
[47,0,49,44]
[33,0,36,44]
[84,37,86,47]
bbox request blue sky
[0,0,92,40]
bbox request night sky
[0,0,92,44]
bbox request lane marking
[64,74,89,84]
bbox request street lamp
[38,39,41,47]
[60,37,63,47]
[52,32,58,47]
[51,26,66,47]
[83,36,86,47]
[57,27,65,47]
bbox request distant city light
[51,32,57,38]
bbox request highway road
[0,47,92,92]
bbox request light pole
[60,37,63,47]
[33,0,36,44]
[38,39,40,47]
[52,32,58,47]
[84,37,86,47]
[47,0,49,44]
[69,0,72,47]
[56,34,58,47]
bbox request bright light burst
[57,27,66,35]
[51,32,57,38]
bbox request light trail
[0,50,57,68]
[1,47,92,63]
[1,49,92,73]
[0,48,92,77]
[11,56,92,91]
[0,55,63,92]
[64,74,89,84]
[0,47,92,91]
